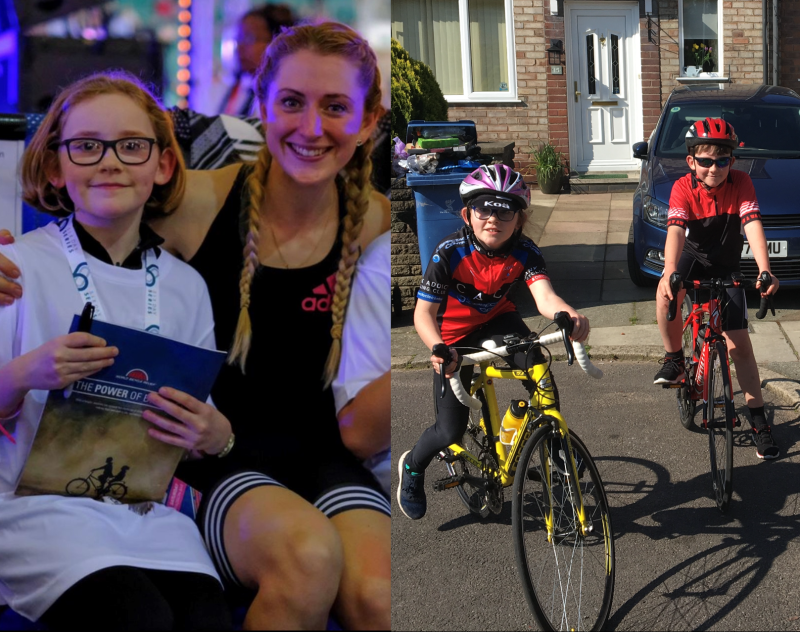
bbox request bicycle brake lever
[755,271,774,319]
[431,343,451,398]
[667,272,682,321]
[553,311,575,366]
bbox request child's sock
[666,349,684,362]
[404,451,423,475]
[748,405,767,430]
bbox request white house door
[566,2,641,172]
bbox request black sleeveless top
[176,164,350,494]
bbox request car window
[656,103,800,157]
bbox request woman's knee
[224,487,343,591]
[341,575,390,630]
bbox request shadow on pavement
[605,402,800,630]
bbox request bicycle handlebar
[448,333,603,410]
[667,271,774,322]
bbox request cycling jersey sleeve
[520,238,550,286]
[417,248,452,303]
[736,173,761,226]
[666,175,692,230]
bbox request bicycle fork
[542,414,593,540]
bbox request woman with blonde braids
[0,21,390,630]
[165,23,390,630]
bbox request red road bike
[666,271,773,512]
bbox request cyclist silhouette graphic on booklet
[67,458,129,500]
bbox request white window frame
[394,0,518,103]
[678,0,724,77]
[452,0,517,102]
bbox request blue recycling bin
[407,171,470,275]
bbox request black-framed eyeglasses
[693,156,732,169]
[58,137,157,166]
[470,205,520,222]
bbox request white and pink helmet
[459,164,531,210]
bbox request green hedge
[391,39,449,141]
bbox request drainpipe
[763,0,768,84]
[773,0,778,86]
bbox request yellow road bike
[431,313,615,632]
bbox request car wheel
[627,236,658,287]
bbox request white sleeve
[332,232,390,413]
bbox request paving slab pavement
[392,190,800,408]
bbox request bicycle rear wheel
[444,389,492,518]
[706,341,734,512]
[512,424,615,632]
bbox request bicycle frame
[447,355,592,537]
[681,289,734,428]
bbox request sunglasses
[693,156,732,168]
[470,205,520,222]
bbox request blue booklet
[16,314,227,504]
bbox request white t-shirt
[332,231,390,494]
[0,222,220,620]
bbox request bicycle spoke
[706,342,733,512]
[513,427,614,631]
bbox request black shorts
[677,253,748,332]
[196,454,390,588]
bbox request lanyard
[56,215,160,333]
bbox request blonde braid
[322,139,374,387]
[228,146,272,371]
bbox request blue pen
[64,302,95,399]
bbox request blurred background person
[216,3,295,116]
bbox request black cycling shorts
[195,456,390,589]
[677,252,748,332]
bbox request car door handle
[574,81,581,102]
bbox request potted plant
[531,143,565,194]
[688,42,714,75]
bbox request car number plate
[741,241,787,258]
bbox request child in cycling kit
[0,73,232,628]
[654,116,780,460]
[397,164,590,520]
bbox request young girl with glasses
[0,72,233,629]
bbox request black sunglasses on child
[470,205,520,222]
[693,156,732,169]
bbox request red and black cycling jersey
[417,225,549,344]
[666,169,761,271]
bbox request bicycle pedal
[433,475,462,492]
[661,381,686,389]
[734,415,742,428]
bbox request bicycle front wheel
[707,341,734,512]
[512,424,615,632]
[678,296,698,431]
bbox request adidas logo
[301,273,337,312]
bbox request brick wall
[640,17,663,140]
[723,0,764,83]
[543,15,568,170]
[390,176,420,311]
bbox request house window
[391,0,516,101]
[680,0,721,76]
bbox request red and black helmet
[685,117,739,151]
